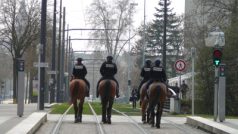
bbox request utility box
[17,58,25,117]
[218,65,226,122]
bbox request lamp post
[128,3,138,102]
[142,0,146,68]
[39,0,47,110]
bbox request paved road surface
[36,115,209,134]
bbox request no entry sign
[174,59,186,72]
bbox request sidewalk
[0,103,50,134]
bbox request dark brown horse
[140,82,150,124]
[98,79,117,124]
[147,82,167,128]
[69,79,87,123]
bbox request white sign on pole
[47,71,57,74]
[205,31,225,47]
[33,62,49,68]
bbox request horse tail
[154,85,161,104]
[104,80,111,98]
[155,85,161,101]
[73,81,80,98]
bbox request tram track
[88,102,105,134]
[42,102,208,134]
[51,104,73,134]
[161,118,191,134]
[87,102,150,134]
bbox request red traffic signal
[213,49,222,67]
[213,49,222,58]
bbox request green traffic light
[214,60,220,66]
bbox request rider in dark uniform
[137,59,152,100]
[146,59,167,90]
[96,55,120,98]
[72,58,90,97]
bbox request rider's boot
[96,88,99,98]
[86,89,90,97]
[116,87,120,98]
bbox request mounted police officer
[146,59,167,90]
[72,58,90,97]
[137,59,152,100]
[96,55,120,98]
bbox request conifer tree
[146,0,183,77]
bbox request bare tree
[0,48,12,81]
[86,0,136,58]
[0,0,41,102]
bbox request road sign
[47,71,57,74]
[174,59,186,72]
[33,62,49,68]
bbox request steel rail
[112,108,150,134]
[51,104,73,134]
[88,102,105,134]
[162,118,191,134]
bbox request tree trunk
[29,72,34,103]
[13,58,18,103]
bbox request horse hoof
[102,119,107,124]
[107,119,111,124]
[78,119,82,123]
[74,119,79,123]
[156,125,160,129]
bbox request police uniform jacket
[140,65,151,80]
[72,63,87,78]
[151,65,167,82]
[100,61,117,77]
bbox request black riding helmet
[154,59,161,66]
[145,59,152,66]
[77,58,83,63]
[106,55,113,62]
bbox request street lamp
[128,3,138,101]
[142,0,146,68]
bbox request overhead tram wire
[64,28,120,31]
[69,38,127,41]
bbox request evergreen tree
[147,0,184,77]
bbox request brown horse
[140,82,150,124]
[69,79,87,123]
[98,79,117,124]
[147,81,167,128]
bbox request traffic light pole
[214,64,226,122]
[214,66,219,121]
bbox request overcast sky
[61,0,185,51]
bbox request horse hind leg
[101,99,107,124]
[73,101,79,123]
[106,98,114,124]
[141,101,147,124]
[156,103,163,128]
[148,103,155,127]
[77,100,84,123]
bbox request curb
[186,116,238,134]
[6,112,47,134]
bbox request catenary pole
[39,0,47,110]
